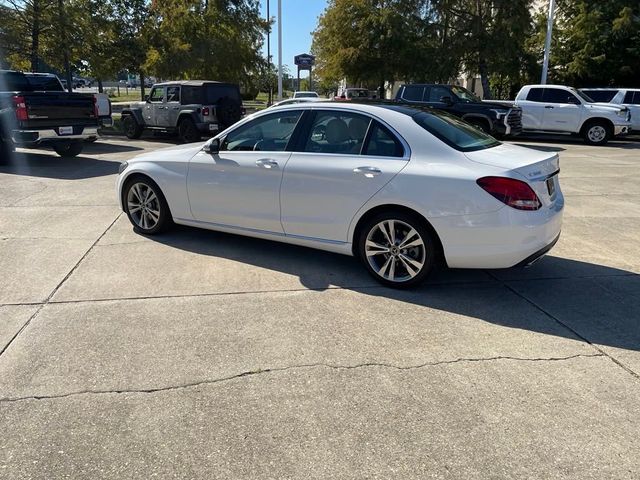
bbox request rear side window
[541,88,579,104]
[413,111,500,152]
[402,86,425,102]
[526,88,544,102]
[304,111,371,154]
[584,90,618,103]
[181,86,202,104]
[166,86,180,103]
[205,84,240,104]
[363,122,404,157]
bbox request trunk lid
[23,92,97,127]
[465,143,561,207]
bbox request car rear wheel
[53,141,83,158]
[122,115,143,139]
[178,118,200,143]
[582,121,611,146]
[358,212,437,288]
[123,176,172,235]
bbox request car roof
[154,80,237,87]
[266,99,427,117]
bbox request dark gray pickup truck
[0,70,99,162]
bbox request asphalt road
[1,135,639,479]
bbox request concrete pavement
[1,136,639,478]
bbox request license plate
[546,176,556,196]
[209,124,218,131]
[59,126,73,135]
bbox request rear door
[518,87,546,130]
[163,86,181,127]
[539,88,581,131]
[144,86,164,126]
[280,109,409,242]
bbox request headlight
[490,109,509,119]
[617,108,628,118]
[118,161,128,174]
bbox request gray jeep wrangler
[120,80,244,142]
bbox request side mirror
[440,96,454,105]
[204,138,220,154]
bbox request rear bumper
[196,122,220,134]
[431,196,564,269]
[11,127,99,146]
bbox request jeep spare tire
[217,97,242,128]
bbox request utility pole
[267,0,272,106]
[541,0,556,85]
[277,0,283,100]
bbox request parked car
[0,69,99,160]
[117,102,563,288]
[580,88,640,132]
[515,84,631,145]
[336,88,374,100]
[293,91,319,99]
[395,84,522,138]
[120,81,244,143]
[269,97,328,108]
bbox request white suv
[580,88,640,132]
[515,85,631,145]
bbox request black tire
[0,137,15,164]
[53,141,83,158]
[582,120,611,146]
[467,118,491,134]
[216,97,242,128]
[122,175,172,235]
[178,118,201,143]
[357,211,438,288]
[122,115,143,139]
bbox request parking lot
[1,135,639,478]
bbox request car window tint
[413,111,500,152]
[222,111,302,152]
[26,75,64,91]
[304,111,371,155]
[632,92,640,105]
[166,86,180,103]
[181,86,202,104]
[205,84,240,104]
[427,86,451,102]
[584,90,618,103]
[541,88,579,104]
[363,121,404,157]
[526,88,544,102]
[149,87,164,102]
[402,86,424,102]
[622,91,640,104]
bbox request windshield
[572,88,594,103]
[450,85,481,103]
[295,92,318,98]
[413,110,500,152]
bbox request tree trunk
[139,69,146,100]
[30,0,41,71]
[479,58,491,99]
[98,78,104,93]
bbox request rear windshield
[413,111,500,152]
[582,90,617,103]
[0,71,32,91]
[26,75,64,91]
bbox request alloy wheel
[127,182,161,230]
[587,125,606,143]
[365,219,427,283]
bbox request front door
[540,88,582,132]
[144,86,165,126]
[280,110,409,242]
[187,110,304,233]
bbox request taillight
[477,176,541,211]
[13,96,28,121]
[202,107,210,116]
[92,95,98,118]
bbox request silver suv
[121,81,244,142]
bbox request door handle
[353,166,381,178]
[256,159,279,169]
[545,106,554,109]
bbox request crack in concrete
[0,353,604,403]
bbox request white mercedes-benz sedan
[117,102,564,288]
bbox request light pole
[541,0,556,85]
[277,0,283,99]
[266,0,272,105]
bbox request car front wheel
[582,121,611,146]
[123,176,172,235]
[358,212,437,288]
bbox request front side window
[304,111,371,154]
[149,87,164,102]
[427,86,452,103]
[363,122,404,157]
[166,86,180,103]
[413,111,500,152]
[450,85,481,102]
[222,111,302,152]
[402,86,425,102]
[542,88,580,104]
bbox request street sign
[294,54,315,68]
